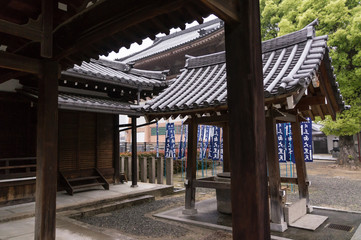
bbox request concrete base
[130,185,138,188]
[289,214,328,230]
[182,208,198,215]
[307,205,314,213]
[284,198,307,224]
[270,221,288,232]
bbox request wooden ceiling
[0,0,225,83]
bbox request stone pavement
[0,182,172,239]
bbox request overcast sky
[101,15,218,61]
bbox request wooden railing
[0,157,36,181]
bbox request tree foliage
[260,0,361,136]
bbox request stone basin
[215,172,231,214]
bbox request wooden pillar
[131,116,138,187]
[266,114,287,232]
[183,119,197,215]
[140,157,147,182]
[291,119,310,207]
[157,157,164,184]
[35,60,58,240]
[149,157,156,183]
[222,123,230,172]
[113,115,120,184]
[126,157,132,180]
[225,0,270,238]
[166,158,173,185]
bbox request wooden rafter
[53,0,194,60]
[199,0,239,23]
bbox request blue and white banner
[165,123,176,159]
[181,125,188,159]
[276,123,286,162]
[199,125,205,159]
[212,126,221,160]
[301,118,313,162]
[277,120,313,162]
[178,121,184,159]
[156,122,159,158]
[220,128,223,162]
[202,126,210,159]
[208,132,213,159]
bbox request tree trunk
[337,135,358,167]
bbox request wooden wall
[0,94,116,204]
[58,110,115,184]
[0,93,37,159]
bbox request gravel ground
[75,188,218,240]
[287,174,361,211]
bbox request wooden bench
[59,168,109,195]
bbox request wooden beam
[194,114,229,125]
[296,96,326,109]
[41,0,54,58]
[266,113,286,228]
[0,19,42,41]
[199,0,239,23]
[183,117,198,215]
[225,0,270,238]
[34,60,58,240]
[194,179,231,189]
[113,114,120,184]
[291,118,310,207]
[0,51,41,74]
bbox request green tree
[260,0,361,165]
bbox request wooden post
[157,157,164,184]
[149,157,156,183]
[291,119,310,208]
[225,0,270,238]
[126,157,132,181]
[35,60,58,240]
[113,115,120,184]
[222,123,230,172]
[183,119,197,215]
[166,158,173,185]
[266,114,287,232]
[140,157,147,182]
[120,156,125,173]
[131,116,138,187]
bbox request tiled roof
[139,25,344,118]
[57,92,139,115]
[119,18,223,63]
[63,59,169,91]
[18,87,139,115]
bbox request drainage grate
[327,223,353,232]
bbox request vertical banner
[212,126,221,160]
[165,123,176,159]
[182,125,188,158]
[277,119,313,162]
[208,131,213,159]
[202,126,210,159]
[156,122,159,158]
[285,123,295,163]
[199,125,205,159]
[220,128,223,162]
[277,123,287,162]
[178,121,184,159]
[301,117,313,162]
